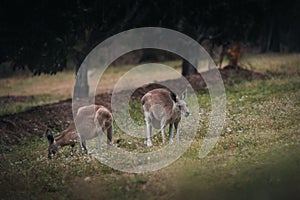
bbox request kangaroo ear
[181,88,187,100]
[46,128,54,144]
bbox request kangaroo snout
[185,112,190,117]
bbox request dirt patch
[132,65,266,100]
[0,66,266,145]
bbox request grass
[0,53,300,199]
[0,53,298,116]
[0,71,75,116]
[0,94,67,116]
[0,60,181,116]
[240,53,300,75]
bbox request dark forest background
[1,0,299,75]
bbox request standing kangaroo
[46,104,113,158]
[141,88,190,146]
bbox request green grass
[240,53,300,75]
[1,53,298,117]
[0,53,300,199]
[0,60,182,116]
[0,94,68,116]
[0,71,75,116]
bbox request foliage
[1,1,300,74]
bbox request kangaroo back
[142,88,175,123]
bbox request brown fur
[142,88,189,146]
[142,88,176,126]
[47,104,113,158]
[46,124,77,159]
[54,123,77,147]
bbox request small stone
[84,177,91,182]
[226,127,232,133]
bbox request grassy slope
[0,61,180,116]
[0,54,299,199]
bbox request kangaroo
[46,124,77,159]
[75,104,113,152]
[46,104,113,158]
[141,88,189,146]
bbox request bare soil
[0,66,266,145]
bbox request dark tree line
[1,0,299,76]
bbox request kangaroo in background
[141,88,190,146]
[46,104,113,158]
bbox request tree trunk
[182,59,197,76]
[181,41,198,76]
[261,2,281,53]
[73,53,89,99]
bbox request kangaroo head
[46,129,58,159]
[176,89,190,117]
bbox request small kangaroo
[46,124,77,159]
[46,104,113,158]
[141,88,190,146]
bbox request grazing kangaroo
[141,88,190,146]
[46,123,77,159]
[46,104,113,158]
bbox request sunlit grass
[240,53,300,75]
[1,53,299,116]
[0,70,75,116]
[0,70,75,97]
[0,94,71,116]
[0,60,182,116]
